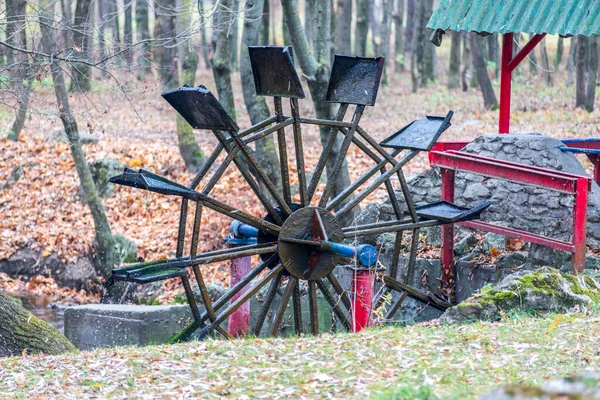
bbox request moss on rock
[0,291,77,357]
[442,267,600,324]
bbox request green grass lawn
[1,311,598,399]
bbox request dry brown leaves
[1,62,599,297]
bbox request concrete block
[64,304,192,350]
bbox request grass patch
[0,311,599,398]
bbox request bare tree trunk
[198,0,212,68]
[447,30,461,89]
[176,0,206,172]
[354,0,369,56]
[70,0,93,91]
[414,0,433,87]
[540,37,552,86]
[393,0,404,71]
[281,0,358,224]
[230,0,239,70]
[488,33,499,78]
[585,36,598,112]
[0,291,76,357]
[124,0,133,65]
[212,0,236,120]
[240,0,281,189]
[38,0,119,285]
[259,0,270,44]
[370,0,381,56]
[136,0,152,77]
[334,0,352,54]
[470,33,498,110]
[576,35,588,108]
[154,0,178,88]
[528,34,538,75]
[567,37,577,86]
[7,0,29,141]
[404,0,415,55]
[555,36,564,70]
[461,31,470,91]
[5,0,16,67]
[379,0,393,85]
[304,0,314,48]
[60,0,73,50]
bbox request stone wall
[407,133,600,248]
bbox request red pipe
[351,269,375,333]
[228,253,251,337]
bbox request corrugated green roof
[427,0,600,36]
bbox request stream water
[19,295,65,333]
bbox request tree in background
[38,0,120,299]
[176,0,206,172]
[447,31,461,89]
[469,34,498,110]
[212,0,237,120]
[393,0,405,72]
[239,0,281,189]
[154,0,178,88]
[136,0,152,77]
[354,0,369,56]
[334,0,352,55]
[69,0,93,91]
[281,0,358,224]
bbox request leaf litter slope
[0,311,598,399]
[1,65,597,294]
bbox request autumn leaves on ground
[2,57,599,303]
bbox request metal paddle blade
[248,46,305,98]
[416,200,491,223]
[110,168,197,200]
[161,85,239,132]
[325,55,385,106]
[380,110,453,151]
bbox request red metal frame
[430,140,600,186]
[499,33,546,133]
[430,150,590,285]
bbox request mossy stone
[442,267,600,324]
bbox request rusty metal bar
[334,150,420,218]
[274,97,292,205]
[199,264,285,338]
[292,279,303,334]
[228,129,292,216]
[307,104,349,202]
[308,280,319,335]
[291,98,308,206]
[319,105,365,208]
[252,270,283,337]
[316,278,351,330]
[270,276,297,336]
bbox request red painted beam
[459,220,575,253]
[499,33,546,134]
[430,151,582,193]
[507,33,547,72]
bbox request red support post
[228,254,251,337]
[499,33,546,133]
[440,168,456,298]
[499,33,514,134]
[572,178,589,273]
[351,269,375,333]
